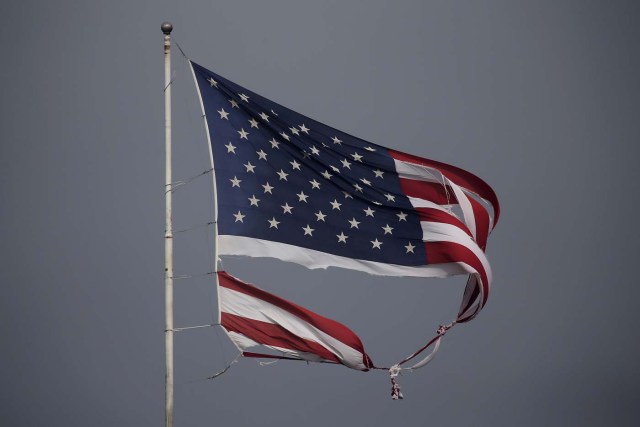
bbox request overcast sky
[2,1,639,426]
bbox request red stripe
[390,149,500,229]
[398,178,456,206]
[425,241,489,311]
[221,312,343,365]
[218,271,369,358]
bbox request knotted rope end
[389,364,404,400]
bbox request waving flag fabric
[218,271,373,371]
[190,60,498,325]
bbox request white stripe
[218,235,468,278]
[394,159,444,184]
[406,337,441,370]
[225,330,260,351]
[220,286,368,370]
[265,346,325,363]
[406,196,454,211]
[443,176,477,239]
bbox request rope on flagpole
[170,271,215,280]
[166,324,219,333]
[172,221,216,234]
[165,168,213,194]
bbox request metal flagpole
[161,21,174,427]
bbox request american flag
[190,60,499,325]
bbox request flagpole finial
[161,22,173,35]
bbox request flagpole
[161,21,174,427]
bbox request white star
[290,160,301,170]
[225,142,236,154]
[299,124,310,134]
[257,150,268,161]
[268,217,280,229]
[348,218,360,229]
[208,77,218,87]
[405,242,416,253]
[289,127,300,136]
[271,109,279,116]
[315,211,326,222]
[371,239,382,249]
[364,207,375,217]
[337,232,348,243]
[277,169,289,181]
[373,169,384,178]
[330,199,342,210]
[397,211,408,221]
[233,210,245,222]
[218,108,229,120]
[332,136,342,145]
[244,162,256,173]
[321,170,332,180]
[269,138,280,149]
[309,179,321,189]
[238,128,249,140]
[229,99,239,108]
[230,176,241,187]
[239,93,250,103]
[281,203,293,214]
[385,193,396,202]
[382,224,394,235]
[360,178,371,186]
[353,183,363,193]
[297,191,309,203]
[340,159,352,169]
[259,112,270,122]
[280,132,290,141]
[302,224,314,236]
[310,146,320,156]
[364,146,376,152]
[248,118,259,129]
[248,195,260,206]
[351,152,363,162]
[343,191,353,199]
[330,165,340,173]
[262,182,274,194]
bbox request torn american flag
[190,60,498,325]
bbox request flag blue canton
[192,62,426,266]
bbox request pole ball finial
[161,22,173,34]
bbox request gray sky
[2,1,639,426]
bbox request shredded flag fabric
[189,60,500,396]
[218,271,374,371]
[191,60,498,323]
